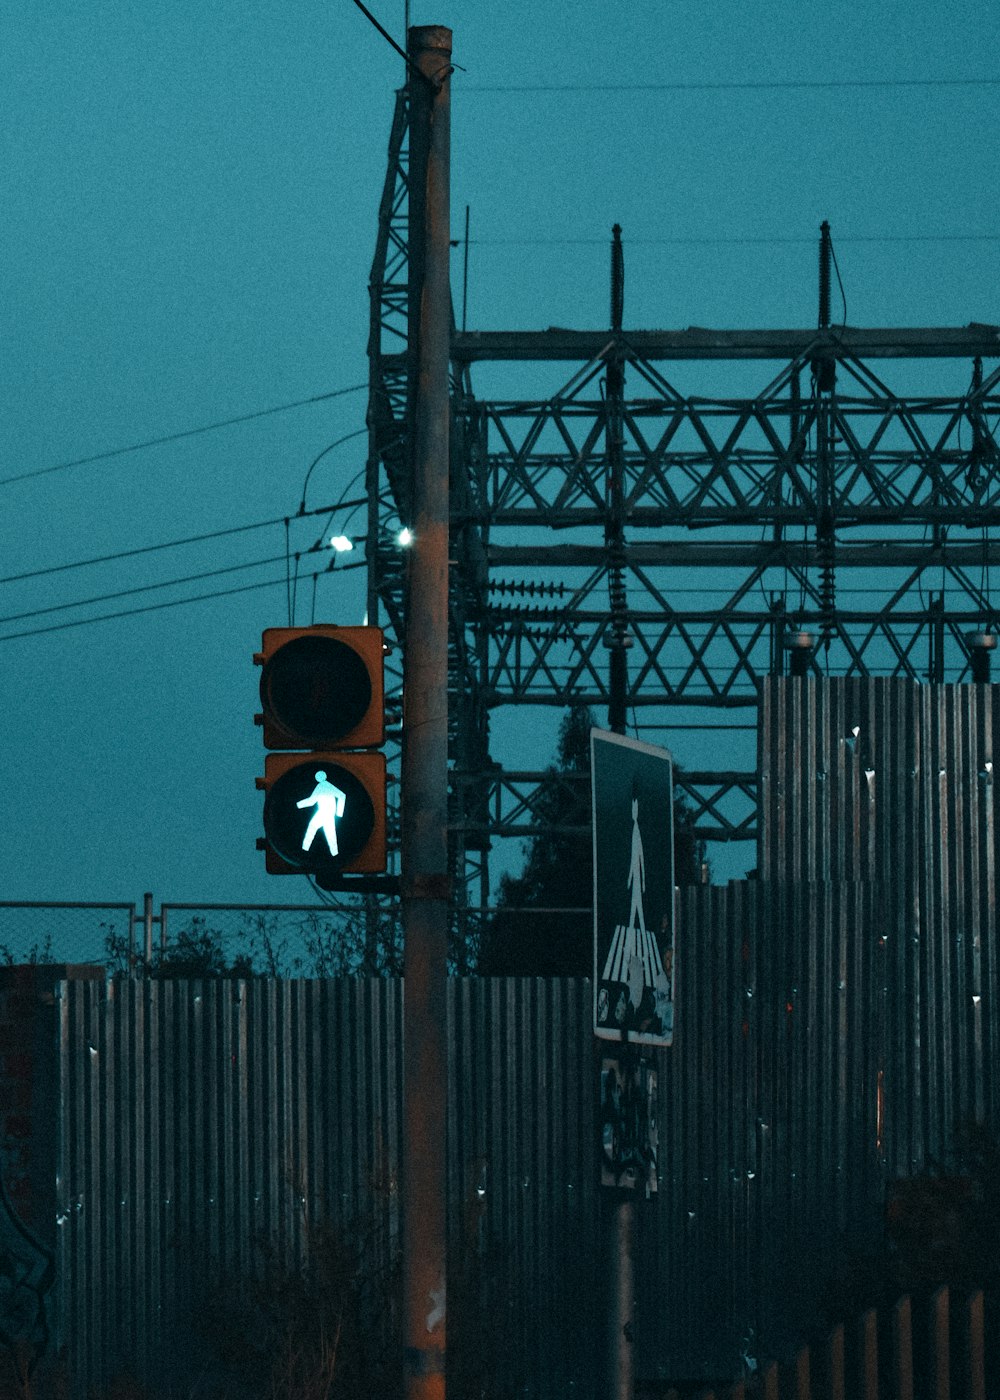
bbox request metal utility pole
[815,221,837,654]
[401,24,451,1400]
[606,224,630,735]
[603,223,635,1400]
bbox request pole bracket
[313,874,401,895]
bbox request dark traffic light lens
[260,634,372,746]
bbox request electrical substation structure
[367,87,1000,931]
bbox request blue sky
[3,0,998,906]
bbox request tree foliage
[478,708,706,976]
[102,908,403,979]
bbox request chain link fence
[0,898,583,975]
[0,903,136,968]
[0,899,401,976]
[157,902,401,976]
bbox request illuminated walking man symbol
[297,770,346,856]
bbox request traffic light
[256,626,384,749]
[254,626,387,879]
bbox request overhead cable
[0,495,367,587]
[0,559,365,644]
[0,552,291,627]
[348,0,410,65]
[0,384,367,488]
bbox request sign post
[592,727,674,1400]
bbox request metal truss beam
[451,769,758,843]
[463,350,1000,528]
[450,325,1000,362]
[489,542,1000,568]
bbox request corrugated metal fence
[648,880,885,1378]
[55,976,599,1398]
[54,886,890,1397]
[759,677,1000,1172]
[29,678,1000,1394]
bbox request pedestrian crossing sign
[592,729,675,1047]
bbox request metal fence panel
[637,879,884,1381]
[758,675,1000,1173]
[55,976,599,1399]
[53,910,889,1395]
[55,979,399,1392]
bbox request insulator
[967,357,987,490]
[611,224,624,332]
[821,561,835,614]
[819,538,836,649]
[489,577,566,601]
[818,221,832,331]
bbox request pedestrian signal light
[255,625,388,879]
[255,626,384,750]
[258,752,387,876]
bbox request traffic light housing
[256,626,384,749]
[254,626,387,879]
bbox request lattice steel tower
[366,89,1000,927]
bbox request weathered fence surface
[53,975,599,1398]
[649,880,886,1377]
[49,888,894,1398]
[759,677,1000,1173]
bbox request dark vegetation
[2,1194,514,1400]
[478,707,705,975]
[99,907,403,980]
[822,1120,1000,1323]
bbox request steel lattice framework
[366,89,1000,909]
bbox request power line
[463,77,999,94]
[348,0,410,66]
[0,496,367,588]
[0,573,308,643]
[0,557,364,644]
[0,384,367,489]
[298,428,368,511]
[0,552,291,627]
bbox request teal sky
[3,0,998,905]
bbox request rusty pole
[402,24,451,1400]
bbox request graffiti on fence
[600,1055,657,1194]
[0,1171,54,1381]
